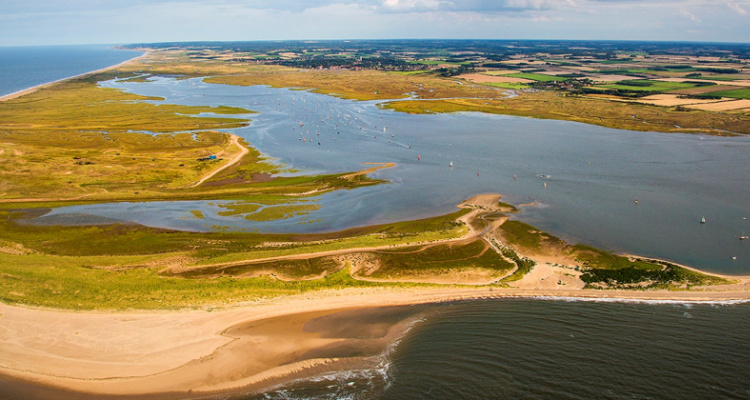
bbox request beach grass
[0,251,389,310]
[174,256,342,280]
[364,239,515,279]
[0,207,471,310]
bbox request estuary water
[45,76,750,273]
[4,49,750,400]
[0,45,141,97]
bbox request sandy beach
[2,194,749,398]
[1,44,748,397]
[2,277,749,399]
[0,50,147,103]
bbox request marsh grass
[383,92,750,135]
[204,67,506,101]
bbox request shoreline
[1,282,749,399]
[0,49,147,103]
[0,47,748,397]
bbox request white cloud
[679,7,701,22]
[727,1,747,15]
[1,0,749,45]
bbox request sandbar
[1,275,749,399]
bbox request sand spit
[2,281,750,399]
[0,51,147,103]
[1,194,749,398]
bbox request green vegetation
[411,60,469,66]
[498,246,535,283]
[708,88,750,100]
[496,220,562,251]
[580,262,729,289]
[365,240,515,279]
[0,254,385,310]
[0,207,471,309]
[595,80,698,93]
[174,256,342,280]
[205,67,504,102]
[573,245,729,289]
[383,91,750,135]
[1,42,743,312]
[505,73,565,82]
[483,82,531,90]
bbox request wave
[253,316,428,400]
[500,295,750,306]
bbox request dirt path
[165,194,505,276]
[0,134,248,203]
[190,134,249,188]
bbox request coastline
[0,49,146,103]
[1,280,749,399]
[0,45,748,398]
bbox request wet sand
[2,281,750,399]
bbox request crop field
[483,82,532,90]
[505,72,567,82]
[594,80,700,92]
[709,88,750,99]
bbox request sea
[3,46,750,400]
[0,44,141,97]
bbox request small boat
[634,198,638,204]
[700,217,706,224]
[450,161,453,168]
[740,231,749,240]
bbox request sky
[1,0,749,46]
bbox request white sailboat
[700,216,706,224]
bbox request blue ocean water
[0,45,142,97]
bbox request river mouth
[29,75,750,274]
